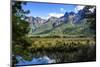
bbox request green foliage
[83,6,96,32]
[12,1,31,65]
[12,1,30,18]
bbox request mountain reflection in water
[16,55,55,66]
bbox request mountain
[46,17,58,23]
[26,16,46,27]
[26,9,95,37]
[35,17,46,24]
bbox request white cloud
[38,16,47,19]
[60,8,66,12]
[74,6,85,13]
[47,13,64,19]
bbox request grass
[29,37,95,49]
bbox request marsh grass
[25,37,96,63]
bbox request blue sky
[22,2,85,19]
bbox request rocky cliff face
[26,11,83,28]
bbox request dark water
[15,44,96,67]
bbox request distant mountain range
[25,11,95,37]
